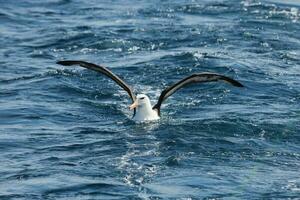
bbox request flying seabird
[57,60,243,122]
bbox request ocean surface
[1,0,299,199]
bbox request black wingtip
[233,81,244,87]
[56,60,73,66]
[222,76,244,88]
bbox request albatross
[57,60,243,122]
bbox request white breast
[133,108,160,122]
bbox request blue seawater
[0,0,299,199]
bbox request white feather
[132,94,160,122]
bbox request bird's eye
[139,97,145,100]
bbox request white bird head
[129,94,151,110]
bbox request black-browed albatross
[57,60,243,122]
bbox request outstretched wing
[152,72,243,115]
[57,60,136,112]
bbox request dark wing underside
[152,72,243,115]
[57,60,136,113]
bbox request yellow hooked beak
[129,100,138,110]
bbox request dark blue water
[1,0,300,199]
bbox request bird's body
[56,60,244,122]
[130,94,160,122]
